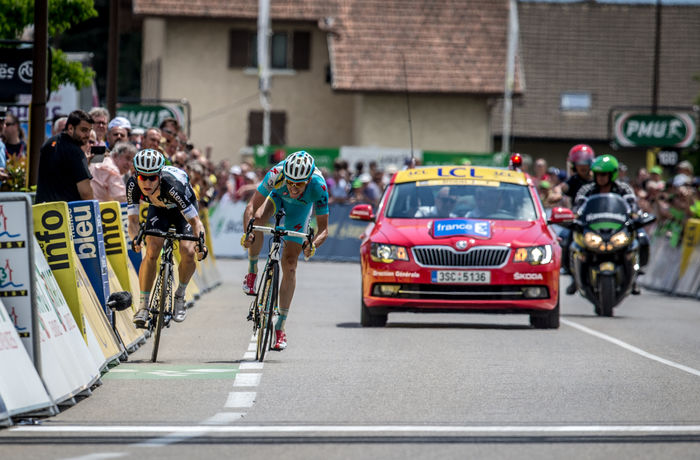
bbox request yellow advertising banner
[127,257,141,301]
[106,259,145,351]
[74,254,123,364]
[32,202,86,339]
[172,245,199,303]
[139,202,148,224]
[679,218,700,277]
[99,201,132,293]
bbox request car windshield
[384,181,538,220]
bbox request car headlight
[371,243,409,263]
[513,245,553,265]
[610,230,631,249]
[583,232,604,250]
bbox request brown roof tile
[328,0,512,94]
[132,0,514,95]
[132,0,330,20]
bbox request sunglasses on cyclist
[138,174,159,182]
[285,179,308,188]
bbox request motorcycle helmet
[283,150,315,182]
[568,144,595,166]
[591,154,619,181]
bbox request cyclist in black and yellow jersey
[126,149,207,328]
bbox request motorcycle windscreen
[579,193,629,231]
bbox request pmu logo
[0,259,23,289]
[0,205,20,238]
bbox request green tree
[0,0,98,91]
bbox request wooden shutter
[229,29,249,68]
[248,111,287,146]
[292,31,311,70]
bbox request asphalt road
[2,258,700,460]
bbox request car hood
[373,218,553,247]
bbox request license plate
[431,270,491,284]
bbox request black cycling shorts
[145,205,193,235]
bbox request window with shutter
[293,31,311,70]
[248,111,287,146]
[229,29,250,68]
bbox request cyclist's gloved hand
[240,233,254,248]
[303,241,316,260]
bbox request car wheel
[360,283,387,327]
[530,295,560,329]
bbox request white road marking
[242,351,256,360]
[239,362,264,370]
[15,425,700,434]
[233,373,261,387]
[224,391,256,408]
[562,318,700,378]
[131,427,211,447]
[203,412,245,425]
[247,343,256,351]
[60,454,126,460]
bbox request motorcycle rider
[573,154,649,295]
[550,144,595,295]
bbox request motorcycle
[561,193,655,317]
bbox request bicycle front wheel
[151,261,173,363]
[256,263,278,362]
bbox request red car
[350,165,574,328]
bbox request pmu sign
[614,112,697,148]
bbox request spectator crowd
[1,103,698,245]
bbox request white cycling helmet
[133,148,165,175]
[283,151,315,182]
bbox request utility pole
[107,0,120,118]
[258,0,271,147]
[28,0,48,188]
[502,0,519,155]
[651,0,662,115]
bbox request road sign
[614,112,697,148]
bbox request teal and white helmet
[133,148,165,174]
[283,151,315,182]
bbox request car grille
[372,283,549,301]
[413,246,510,268]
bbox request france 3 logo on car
[432,219,491,238]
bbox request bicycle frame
[134,225,204,362]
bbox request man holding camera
[36,110,94,203]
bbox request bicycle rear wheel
[151,262,173,363]
[256,263,278,362]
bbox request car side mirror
[548,207,575,226]
[350,204,375,222]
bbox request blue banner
[120,202,142,273]
[313,204,368,262]
[68,200,111,320]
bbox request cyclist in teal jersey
[241,151,329,350]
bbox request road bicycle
[133,225,206,362]
[245,210,314,362]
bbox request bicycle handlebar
[245,212,315,260]
[132,224,208,259]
